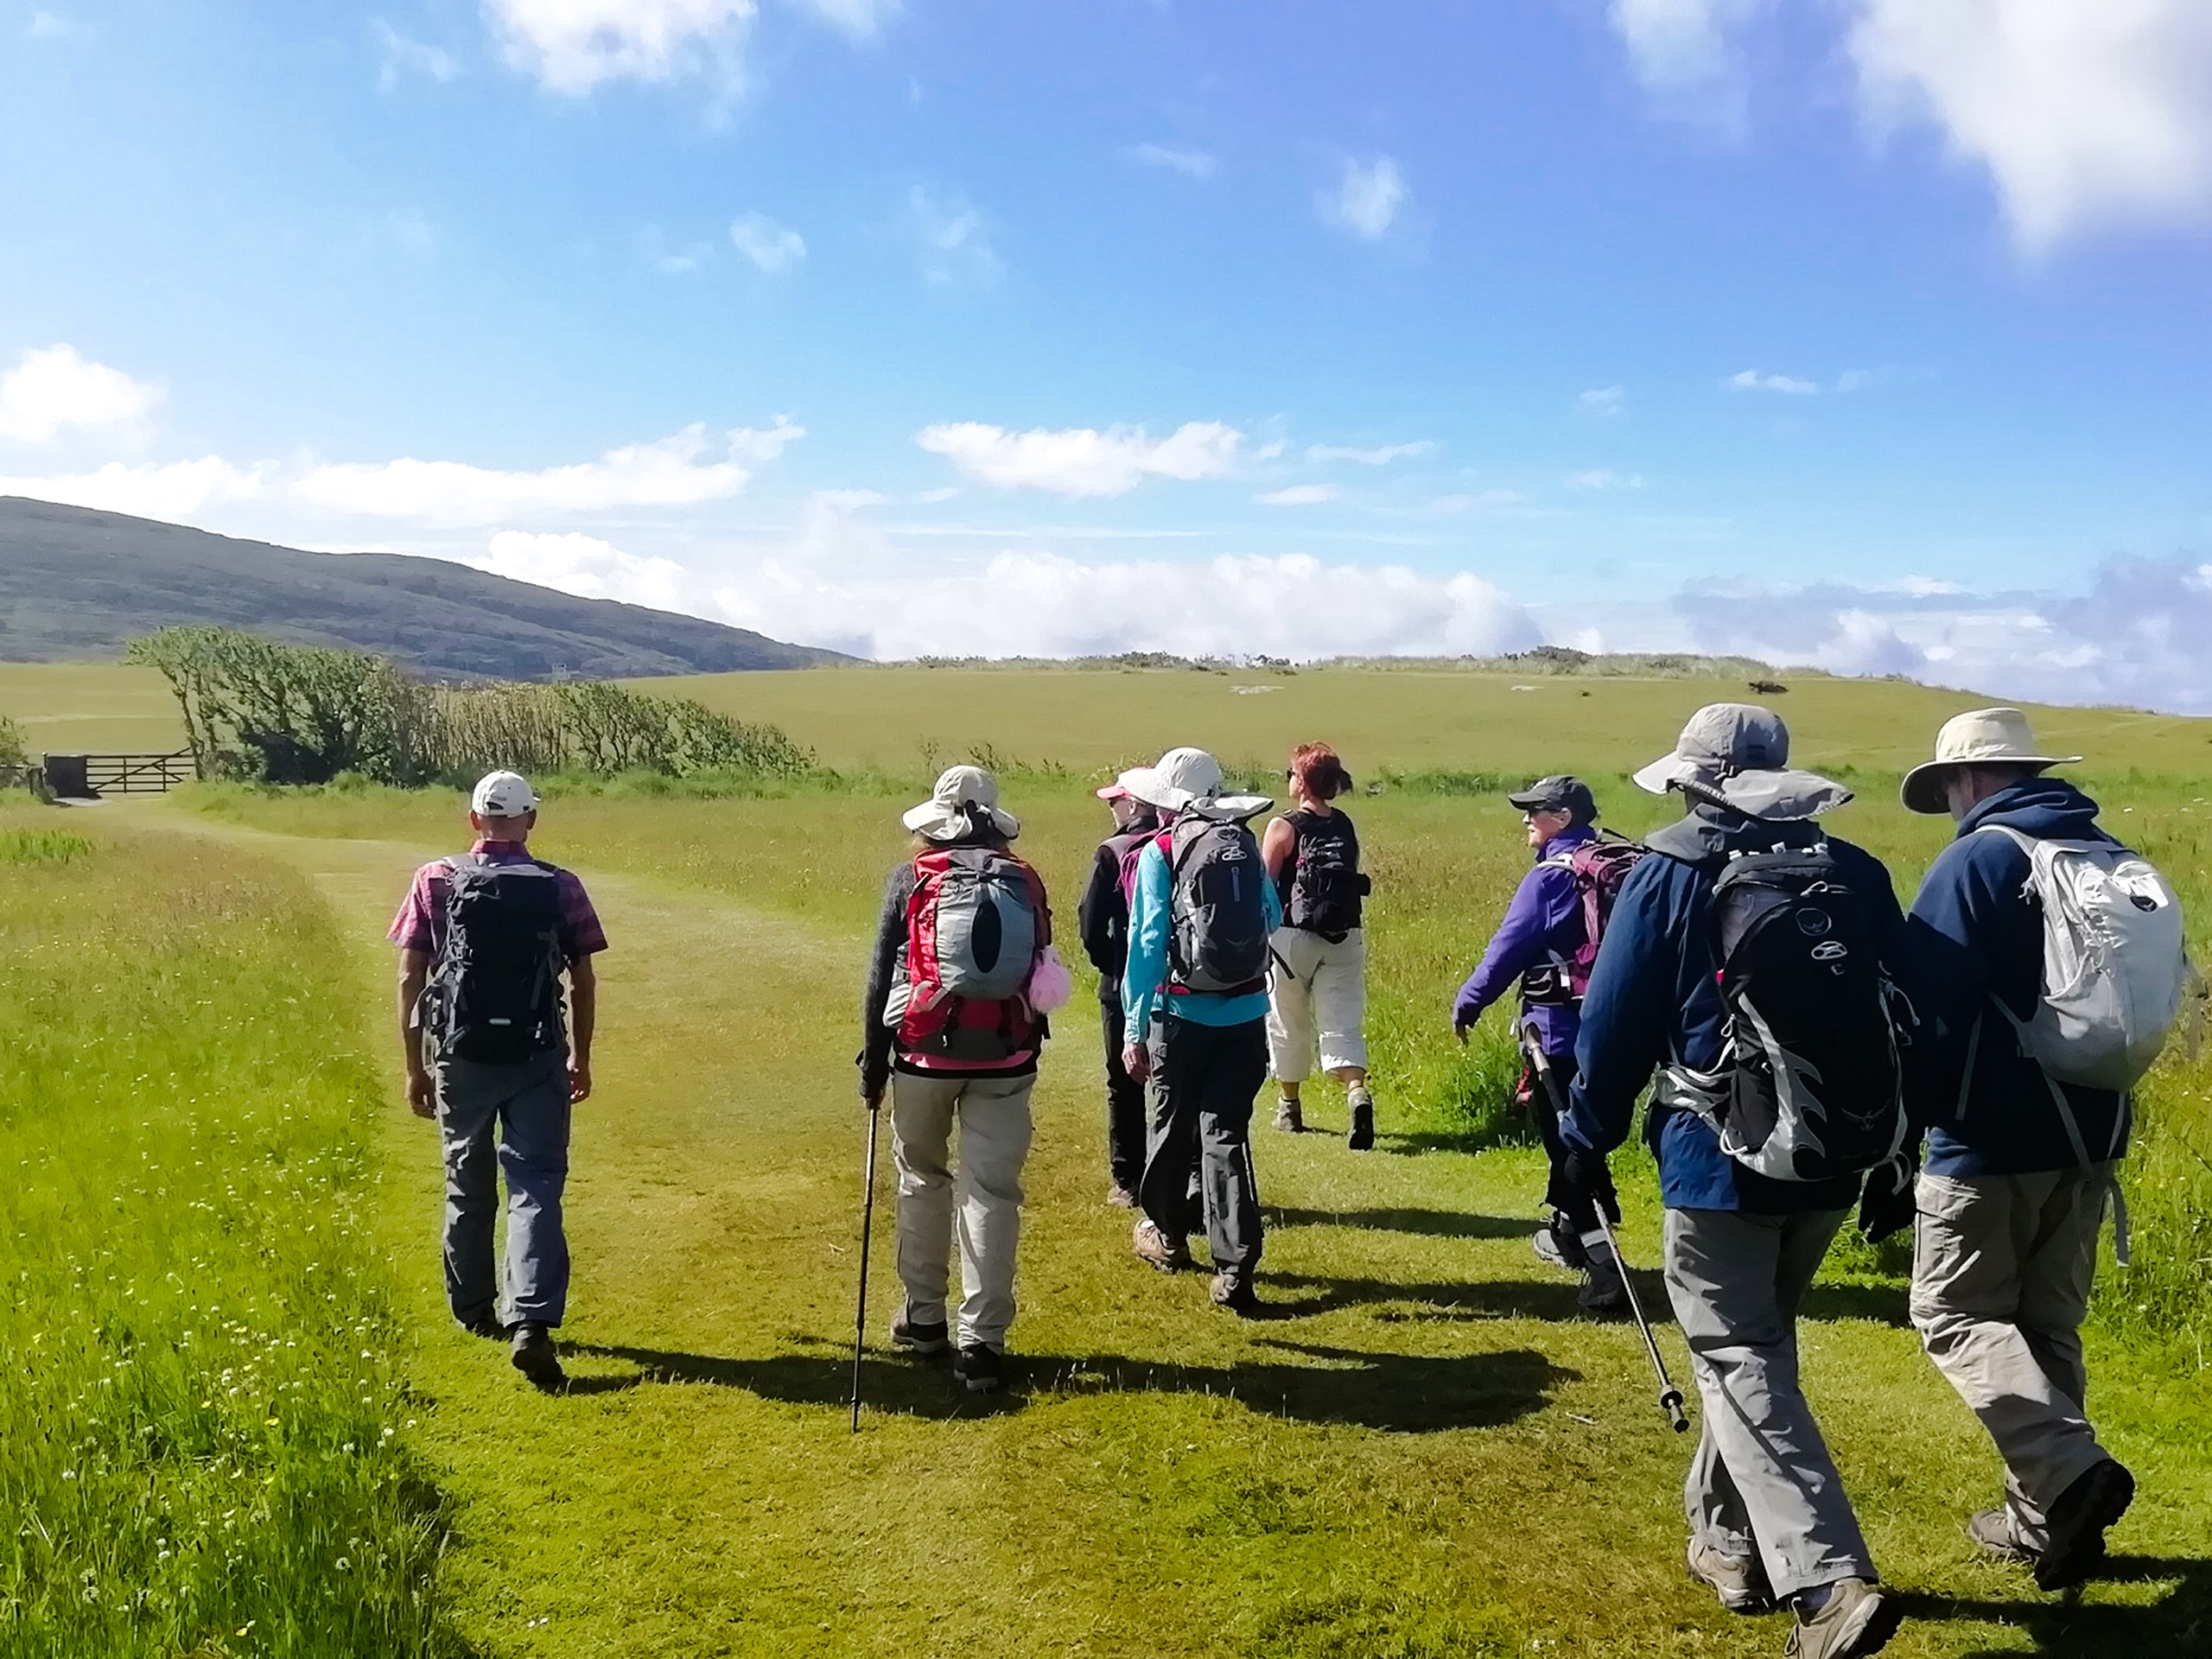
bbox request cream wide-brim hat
[1900,707,2082,816]
[901,764,1021,840]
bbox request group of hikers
[389,700,2190,1659]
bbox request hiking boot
[1210,1269,1262,1317]
[1107,1182,1139,1209]
[889,1310,949,1356]
[951,1344,1004,1395]
[1531,1216,1588,1273]
[509,1324,565,1389]
[2035,1458,2133,1592]
[1345,1088,1376,1151]
[1272,1096,1304,1134]
[1133,1218,1193,1273]
[1686,1535,1774,1615]
[1578,1240,1630,1316]
[1785,1579,1902,1659]
[1965,1509,2036,1567]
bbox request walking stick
[1521,1032,1690,1435]
[851,1102,882,1433]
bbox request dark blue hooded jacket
[1902,776,2130,1178]
[1561,803,1906,1214]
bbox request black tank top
[1281,808,1363,936]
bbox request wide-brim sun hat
[902,764,1020,841]
[1632,702,1853,820]
[1122,746,1273,820]
[1900,707,2082,816]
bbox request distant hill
[0,497,849,680]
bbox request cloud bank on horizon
[1,3,2209,709]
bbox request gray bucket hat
[1632,702,1853,820]
[902,765,1020,841]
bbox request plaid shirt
[387,841,608,964]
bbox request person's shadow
[1264,1204,1534,1241]
[1899,1554,2212,1656]
[562,1337,1574,1433]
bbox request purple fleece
[1451,826,1596,1056]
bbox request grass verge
[0,810,468,1659]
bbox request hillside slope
[0,497,847,681]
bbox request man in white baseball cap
[1897,709,2139,1589]
[389,770,606,1390]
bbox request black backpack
[1658,844,1908,1182]
[1168,816,1271,995]
[1285,809,1370,938]
[429,855,569,1065]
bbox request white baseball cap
[471,770,541,817]
[1121,747,1273,820]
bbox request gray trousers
[1910,1164,2115,1549]
[1140,1015,1267,1274]
[890,1071,1036,1351]
[435,1049,572,1328]
[1664,1207,1875,1599]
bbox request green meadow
[4,662,2211,1658]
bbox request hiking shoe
[1965,1509,2036,1567]
[1346,1089,1376,1151]
[1210,1270,1262,1317]
[1578,1241,1630,1316]
[1531,1218,1588,1273]
[1107,1182,1139,1209]
[1686,1535,1774,1615]
[1272,1096,1304,1133]
[2035,1458,2133,1592]
[509,1324,565,1389]
[889,1311,949,1356]
[1785,1579,1902,1659]
[951,1344,1004,1395]
[1133,1218,1193,1273]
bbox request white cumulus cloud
[1728,369,1821,395]
[375,21,458,90]
[1317,156,1408,241]
[0,345,161,442]
[487,0,757,95]
[293,420,801,525]
[0,457,266,519]
[1611,0,1764,105]
[1305,441,1435,466]
[729,212,804,272]
[1255,485,1338,506]
[1847,0,2212,251]
[916,421,1246,498]
[474,530,696,610]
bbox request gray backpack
[1168,816,1270,994]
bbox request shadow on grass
[1801,1279,1912,1328]
[563,1338,1575,1432]
[1258,1268,1677,1327]
[1901,1554,2212,1656]
[1265,1205,1534,1241]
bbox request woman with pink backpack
[858,766,1068,1395]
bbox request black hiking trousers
[1102,995,1147,1192]
[1139,1014,1267,1277]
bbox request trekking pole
[1522,1034,1689,1435]
[851,1102,882,1433]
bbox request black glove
[1548,1143,1621,1230]
[1858,1154,1918,1243]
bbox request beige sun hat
[1900,707,2082,816]
[901,765,1020,840]
[1120,747,1273,821]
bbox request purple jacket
[1451,826,1596,1057]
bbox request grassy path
[145,805,2212,1659]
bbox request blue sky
[3,2,2210,706]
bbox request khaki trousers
[1265,925,1369,1081]
[1910,1164,2116,1549]
[890,1071,1035,1351]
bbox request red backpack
[1548,837,1645,1000]
[896,847,1051,1061]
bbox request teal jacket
[1122,835,1281,1044]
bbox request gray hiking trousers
[1910,1164,2116,1549]
[1664,1206,1876,1599]
[435,1048,572,1328]
[1140,1015,1267,1275]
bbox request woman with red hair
[1261,742,1376,1148]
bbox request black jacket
[1077,821,1159,1003]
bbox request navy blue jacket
[1902,777,2130,1178]
[1561,804,1904,1214]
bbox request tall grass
[0,814,467,1658]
